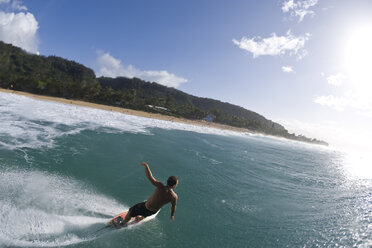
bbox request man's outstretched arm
[140,162,161,187]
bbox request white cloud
[315,91,372,115]
[326,73,345,86]
[315,95,349,111]
[10,0,27,11]
[282,66,294,73]
[0,0,26,10]
[0,1,38,53]
[282,0,318,22]
[322,5,334,12]
[96,52,188,88]
[233,30,309,59]
[317,70,372,116]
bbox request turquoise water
[0,92,371,247]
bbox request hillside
[98,77,287,135]
[0,41,328,146]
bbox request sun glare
[343,152,372,180]
[344,26,372,94]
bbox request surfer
[117,162,178,227]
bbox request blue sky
[1,0,372,152]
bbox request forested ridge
[0,41,328,146]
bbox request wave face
[0,92,371,247]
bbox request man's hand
[140,162,160,187]
[171,216,175,221]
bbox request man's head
[167,176,178,188]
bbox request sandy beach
[0,88,252,134]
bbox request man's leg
[120,209,133,226]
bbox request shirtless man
[118,162,178,226]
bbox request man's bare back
[146,182,177,212]
[120,162,178,226]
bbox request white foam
[0,92,254,150]
[0,167,126,247]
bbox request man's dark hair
[167,176,178,187]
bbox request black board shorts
[129,202,157,217]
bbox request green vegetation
[0,41,328,146]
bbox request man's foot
[112,216,126,228]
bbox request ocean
[0,91,371,248]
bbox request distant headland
[0,41,328,146]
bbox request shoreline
[0,88,252,134]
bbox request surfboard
[108,211,138,228]
[108,210,159,229]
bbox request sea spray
[0,167,125,247]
